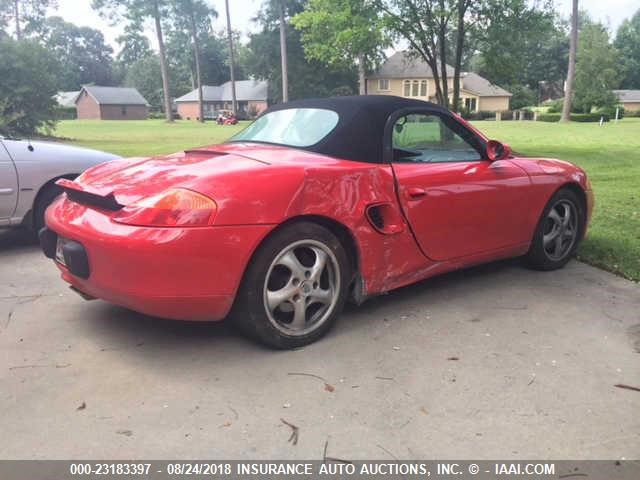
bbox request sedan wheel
[234,222,350,349]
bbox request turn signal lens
[113,188,217,227]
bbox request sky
[53,0,638,55]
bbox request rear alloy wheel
[234,222,350,348]
[526,188,585,270]
[264,240,340,337]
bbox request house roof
[175,80,268,103]
[614,90,640,103]
[80,86,149,106]
[56,91,80,107]
[369,51,511,97]
[460,72,512,97]
[370,51,454,79]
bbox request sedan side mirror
[486,140,512,161]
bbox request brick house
[367,51,512,112]
[76,86,149,120]
[175,80,268,120]
[613,90,640,112]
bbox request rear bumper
[43,196,273,321]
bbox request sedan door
[0,140,19,222]
[390,112,532,261]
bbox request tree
[475,0,567,107]
[116,23,152,66]
[224,0,237,114]
[0,37,59,136]
[198,33,237,85]
[0,0,57,39]
[124,54,163,109]
[291,0,389,95]
[92,0,173,121]
[561,0,578,121]
[170,0,217,122]
[375,0,480,109]
[244,2,357,102]
[278,1,288,102]
[614,9,640,89]
[573,19,619,113]
[41,16,115,90]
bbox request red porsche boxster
[40,96,593,348]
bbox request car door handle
[0,188,15,195]
[407,187,427,198]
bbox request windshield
[229,108,339,147]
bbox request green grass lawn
[475,118,640,281]
[52,117,640,281]
[53,119,249,157]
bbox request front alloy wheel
[542,199,578,261]
[526,187,585,271]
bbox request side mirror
[486,140,512,161]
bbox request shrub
[55,106,76,120]
[546,99,563,113]
[571,112,610,122]
[537,113,561,122]
[596,105,624,119]
[508,85,537,110]
[536,112,611,122]
[0,38,60,136]
[625,109,640,118]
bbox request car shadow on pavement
[338,257,527,333]
[0,228,39,253]
[75,257,526,358]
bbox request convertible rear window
[230,108,339,147]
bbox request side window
[392,113,482,163]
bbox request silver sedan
[0,137,120,233]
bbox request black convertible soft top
[242,95,451,164]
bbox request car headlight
[112,188,217,227]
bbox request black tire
[33,183,63,234]
[233,221,350,349]
[525,187,585,271]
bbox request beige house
[613,90,640,112]
[367,51,512,112]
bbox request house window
[404,79,428,98]
[464,98,477,112]
[121,106,127,116]
[378,79,390,91]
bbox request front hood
[75,147,271,206]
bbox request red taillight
[113,188,217,227]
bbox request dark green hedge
[537,112,611,122]
[571,113,610,122]
[537,113,561,122]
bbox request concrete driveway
[1,229,639,460]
